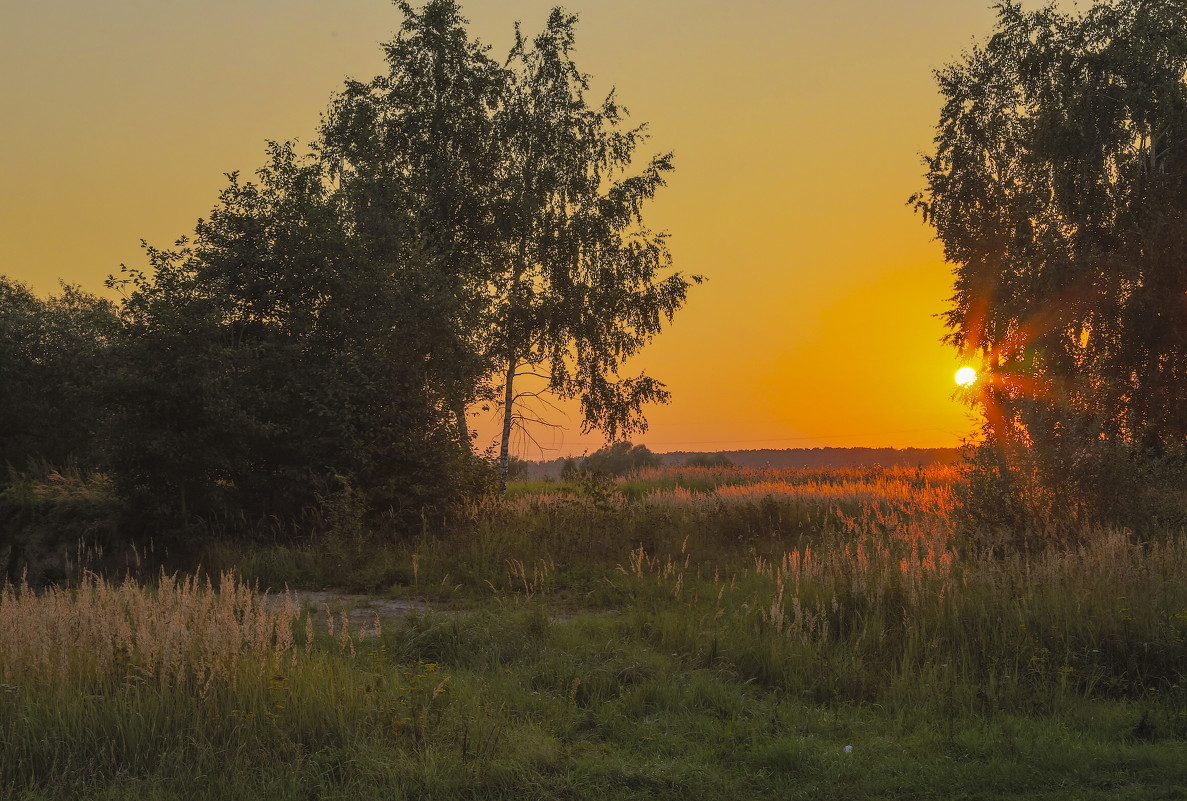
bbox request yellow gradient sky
[1,1,1046,457]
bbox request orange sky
[1,0,1035,457]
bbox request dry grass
[4,463,1187,799]
[0,570,310,695]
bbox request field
[3,464,1187,799]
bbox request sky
[0,0,1035,457]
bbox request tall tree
[491,10,698,490]
[914,0,1187,528]
[320,0,506,449]
[321,3,699,493]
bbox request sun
[955,366,978,387]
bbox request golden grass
[614,477,1187,697]
[0,570,304,696]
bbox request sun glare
[955,366,977,387]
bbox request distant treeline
[527,446,962,478]
[660,447,963,470]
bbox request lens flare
[955,366,977,387]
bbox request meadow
[3,464,1186,799]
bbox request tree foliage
[4,1,696,547]
[321,2,698,492]
[684,453,735,469]
[914,0,1187,533]
[489,10,698,489]
[0,277,117,476]
[580,441,662,477]
[106,143,484,529]
[320,0,505,442]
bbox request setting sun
[955,366,977,387]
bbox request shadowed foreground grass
[4,465,1187,798]
[2,583,1185,801]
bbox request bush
[0,464,132,587]
[0,277,117,477]
[580,442,662,477]
[958,433,1187,550]
[684,453,734,469]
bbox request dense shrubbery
[102,144,490,533]
[960,435,1187,549]
[684,452,734,468]
[0,279,117,474]
[0,464,126,586]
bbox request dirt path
[261,590,456,632]
[261,589,616,632]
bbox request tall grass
[429,465,1187,717]
[0,570,302,695]
[0,570,446,797]
[4,464,1187,798]
[612,519,1187,711]
[409,465,961,592]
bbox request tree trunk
[498,354,516,496]
[499,243,529,496]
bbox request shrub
[0,463,130,587]
[580,442,662,477]
[684,453,734,469]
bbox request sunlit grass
[7,464,1186,798]
[0,570,304,695]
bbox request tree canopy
[0,278,117,475]
[0,0,696,539]
[322,1,698,491]
[487,10,697,488]
[320,0,505,445]
[106,142,480,526]
[914,0,1187,530]
[579,441,662,478]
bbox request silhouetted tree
[491,10,698,492]
[914,0,1187,533]
[504,456,531,482]
[320,2,699,495]
[0,277,117,477]
[106,143,481,531]
[581,442,661,477]
[320,0,505,447]
[685,453,734,469]
[559,456,581,482]
[98,1,698,533]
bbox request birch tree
[491,10,699,490]
[915,0,1187,531]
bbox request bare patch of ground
[261,589,619,631]
[260,590,455,632]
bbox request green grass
[4,465,1187,798]
[4,605,1185,800]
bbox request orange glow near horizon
[0,0,1017,457]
